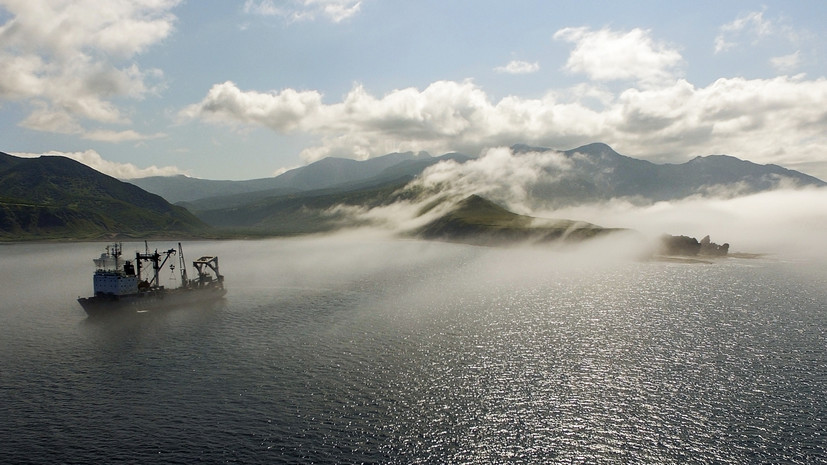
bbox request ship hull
[78,286,227,317]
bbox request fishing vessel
[78,242,226,317]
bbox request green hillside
[415,195,621,245]
[192,178,414,235]
[0,152,208,240]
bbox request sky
[2,0,827,181]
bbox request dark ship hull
[78,286,227,317]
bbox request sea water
[1,238,825,463]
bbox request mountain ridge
[0,152,208,240]
[509,142,825,206]
[4,142,824,241]
[165,142,824,237]
[128,151,470,204]
[130,143,824,208]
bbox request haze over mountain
[172,142,824,239]
[131,143,824,211]
[509,143,825,206]
[2,142,824,244]
[128,151,472,205]
[0,152,207,240]
[125,142,825,236]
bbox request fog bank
[335,146,827,259]
[542,187,827,258]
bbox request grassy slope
[193,179,415,235]
[0,153,208,240]
[415,195,621,245]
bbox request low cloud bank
[543,188,827,258]
[335,148,827,259]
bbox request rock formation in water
[659,234,729,257]
[699,235,729,256]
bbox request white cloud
[413,147,575,214]
[495,60,540,74]
[544,188,827,259]
[19,101,166,142]
[714,9,801,54]
[11,150,186,179]
[553,27,682,86]
[0,0,179,139]
[181,74,827,180]
[179,81,324,132]
[83,129,167,143]
[770,51,801,73]
[243,0,362,23]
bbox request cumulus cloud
[553,27,683,86]
[179,81,324,132]
[181,74,827,179]
[0,0,179,139]
[243,0,362,23]
[494,60,540,74]
[12,150,186,179]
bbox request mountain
[120,175,297,205]
[128,151,472,205]
[174,151,472,212]
[415,194,621,245]
[180,142,825,237]
[192,179,414,236]
[271,151,431,191]
[0,152,207,240]
[515,142,825,206]
[131,143,823,213]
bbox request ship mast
[178,242,188,285]
[135,247,177,288]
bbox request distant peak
[569,142,617,153]
[580,142,613,150]
[458,193,489,205]
[562,142,623,161]
[687,154,749,164]
[450,194,523,220]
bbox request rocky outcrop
[699,235,729,256]
[659,234,729,257]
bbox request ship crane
[193,256,223,288]
[135,247,177,289]
[178,243,189,285]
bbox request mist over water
[342,147,827,260]
[1,238,825,463]
[542,187,827,258]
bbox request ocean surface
[1,237,825,464]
